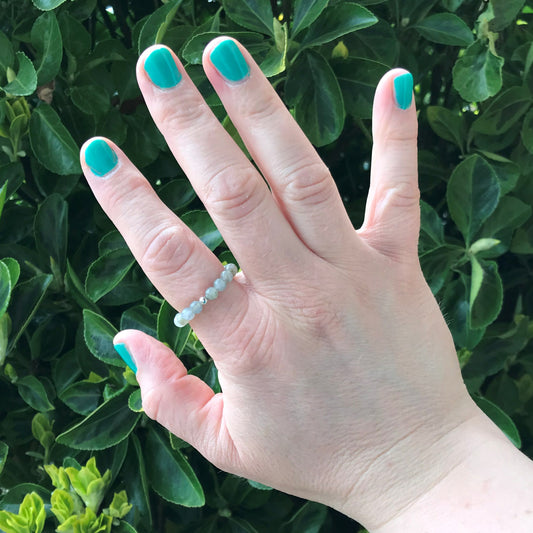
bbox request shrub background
[1,0,533,531]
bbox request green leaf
[300,3,378,49]
[333,58,388,120]
[138,0,185,55]
[34,193,68,273]
[121,306,157,337]
[85,249,136,302]
[420,245,463,294]
[56,390,140,450]
[31,12,63,85]
[0,261,11,316]
[469,257,503,329]
[0,183,7,224]
[521,108,533,154]
[473,396,521,448]
[426,106,466,150]
[17,375,55,412]
[2,52,37,96]
[260,20,288,77]
[446,155,500,245]
[64,260,100,313]
[128,389,143,412]
[469,238,500,254]
[32,0,68,9]
[490,0,526,31]
[181,210,223,251]
[59,379,103,415]
[8,274,53,354]
[285,50,345,147]
[413,13,473,46]
[292,0,328,38]
[420,201,445,250]
[83,309,122,367]
[289,501,328,532]
[157,300,190,356]
[472,86,531,135]
[222,0,274,37]
[0,32,14,78]
[70,85,110,118]
[452,39,504,102]
[145,426,205,506]
[29,104,81,175]
[0,441,8,476]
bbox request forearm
[368,410,533,533]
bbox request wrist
[356,404,533,533]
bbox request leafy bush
[1,0,532,531]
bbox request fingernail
[85,139,118,177]
[144,47,182,89]
[394,72,413,110]
[210,39,250,82]
[114,343,137,373]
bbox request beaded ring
[173,263,238,328]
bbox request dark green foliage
[0,0,533,531]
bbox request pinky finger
[114,330,240,471]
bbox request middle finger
[137,45,307,280]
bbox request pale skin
[80,38,533,532]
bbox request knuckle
[204,164,265,222]
[157,97,208,133]
[239,88,281,124]
[140,225,195,276]
[280,160,334,207]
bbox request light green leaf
[83,309,121,367]
[56,390,140,450]
[469,257,503,329]
[34,193,68,273]
[29,104,81,175]
[222,0,274,36]
[145,426,205,506]
[128,389,143,412]
[138,0,185,55]
[182,210,223,251]
[31,12,63,84]
[285,50,345,147]
[470,238,500,254]
[446,155,500,245]
[300,3,378,49]
[2,52,37,96]
[260,20,288,77]
[85,249,136,302]
[292,0,328,38]
[32,0,68,9]
[413,13,473,46]
[17,375,55,412]
[473,396,521,448]
[452,39,504,102]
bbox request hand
[80,38,506,530]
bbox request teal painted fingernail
[394,72,413,110]
[85,139,118,177]
[144,47,182,89]
[114,343,137,373]
[210,39,249,82]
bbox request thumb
[359,69,420,262]
[113,330,240,471]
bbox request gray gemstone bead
[181,307,195,321]
[190,301,203,315]
[225,263,238,276]
[220,269,233,283]
[213,278,226,291]
[174,313,188,328]
[205,287,218,300]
